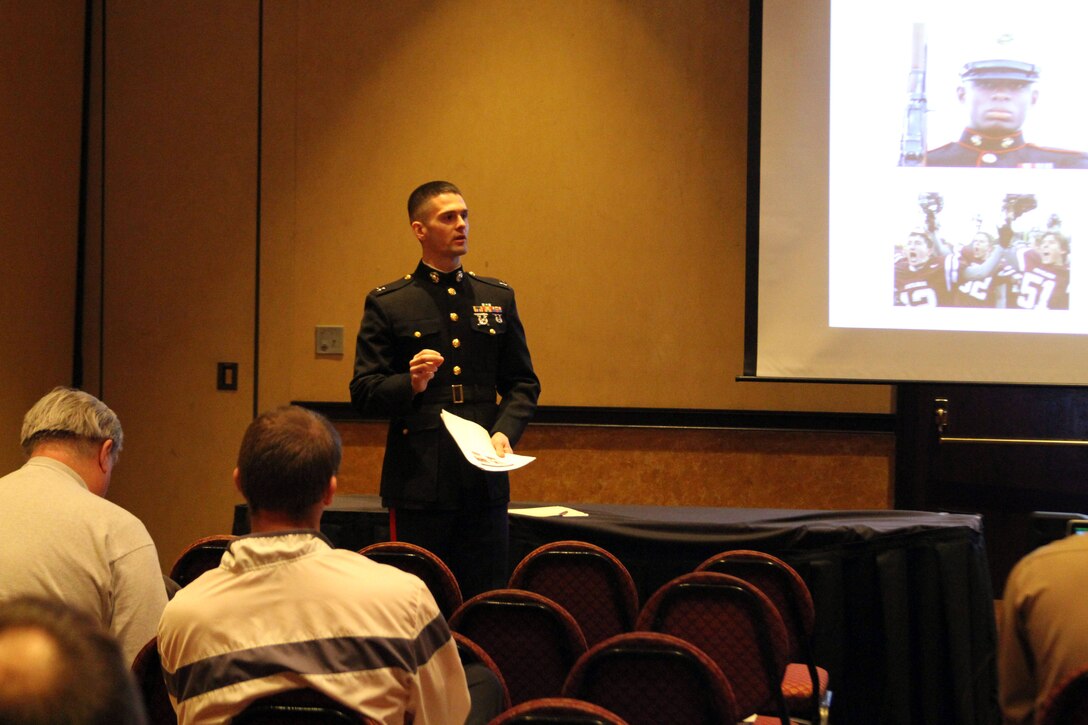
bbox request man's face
[1037,233,1066,265]
[958,79,1037,134]
[906,233,932,266]
[970,233,992,261]
[414,193,469,269]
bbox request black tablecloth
[234,497,998,725]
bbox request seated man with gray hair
[0,386,166,666]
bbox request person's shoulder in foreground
[0,595,147,725]
[999,532,1088,725]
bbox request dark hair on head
[907,231,936,250]
[0,596,146,725]
[407,180,462,221]
[236,406,342,520]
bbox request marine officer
[350,181,540,597]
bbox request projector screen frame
[743,0,1088,388]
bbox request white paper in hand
[440,409,536,471]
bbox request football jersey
[895,254,953,307]
[1014,248,1069,310]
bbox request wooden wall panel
[100,1,259,568]
[337,421,893,511]
[0,1,84,473]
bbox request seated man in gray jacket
[0,386,166,666]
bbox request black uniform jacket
[926,129,1088,168]
[350,261,540,509]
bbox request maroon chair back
[508,540,639,648]
[450,589,587,706]
[454,631,512,712]
[696,549,829,721]
[169,535,235,588]
[487,697,630,724]
[230,688,376,724]
[562,631,739,725]
[130,637,177,725]
[1040,664,1088,725]
[637,571,790,724]
[358,541,463,620]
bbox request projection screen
[748,0,1088,385]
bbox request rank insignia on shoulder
[373,275,413,294]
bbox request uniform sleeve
[492,291,540,447]
[350,293,416,417]
[407,587,471,725]
[998,562,1036,725]
[110,531,168,666]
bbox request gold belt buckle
[451,384,464,404]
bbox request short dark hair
[236,406,342,520]
[908,231,935,250]
[0,596,146,725]
[407,180,462,221]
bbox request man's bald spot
[0,626,63,700]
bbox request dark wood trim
[294,401,895,434]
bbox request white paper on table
[508,506,589,518]
[440,409,536,471]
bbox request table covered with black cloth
[234,497,998,725]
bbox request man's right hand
[409,349,444,394]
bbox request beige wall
[261,0,891,414]
[91,1,261,568]
[0,2,85,474]
[1,1,894,571]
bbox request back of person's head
[407,180,462,221]
[20,387,123,465]
[236,406,342,520]
[0,597,146,725]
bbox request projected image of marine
[923,34,1088,168]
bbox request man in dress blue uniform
[926,36,1088,168]
[350,181,540,597]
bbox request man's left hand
[491,432,512,458]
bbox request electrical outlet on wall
[315,325,344,355]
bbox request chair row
[482,630,785,724]
[442,543,829,724]
[168,535,829,723]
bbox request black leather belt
[419,384,497,405]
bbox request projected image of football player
[1006,229,1071,310]
[894,192,1009,307]
[986,197,1072,310]
[924,35,1088,169]
[894,228,953,306]
[950,231,1017,307]
[948,231,1005,304]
